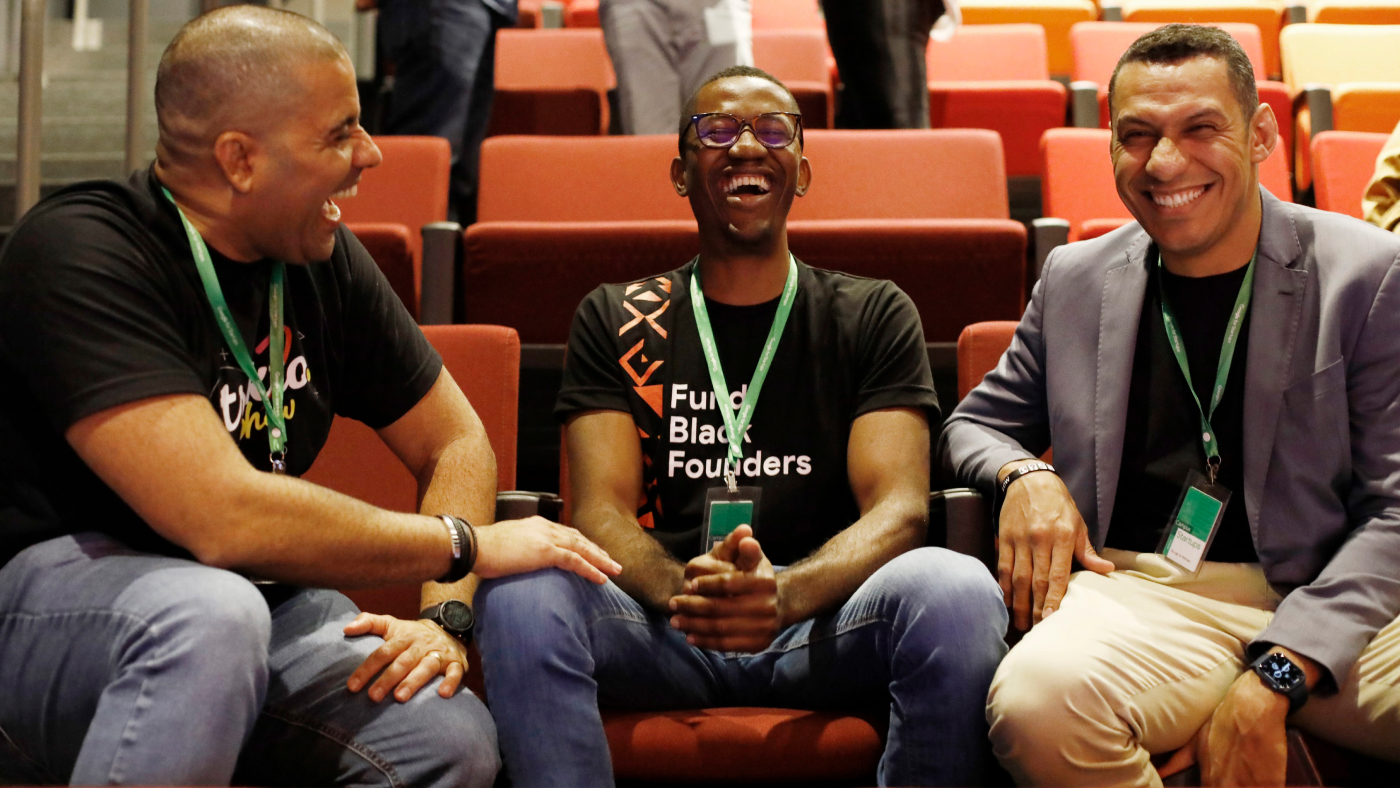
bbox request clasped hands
[668,524,783,653]
[343,515,620,703]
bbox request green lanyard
[163,188,289,474]
[1156,251,1256,485]
[690,255,798,492]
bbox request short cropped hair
[676,65,802,155]
[1107,24,1259,120]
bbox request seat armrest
[1070,82,1100,128]
[420,221,462,325]
[1099,2,1122,21]
[1031,217,1070,283]
[929,488,994,569]
[1285,3,1307,24]
[1302,85,1334,136]
[495,490,564,523]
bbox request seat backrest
[796,129,1010,219]
[336,136,451,232]
[1310,1,1400,24]
[1312,130,1390,218]
[1042,127,1293,239]
[926,23,1051,81]
[1332,83,1400,134]
[1071,21,1267,85]
[494,28,615,92]
[1280,24,1400,92]
[347,222,418,321]
[1120,1,1285,78]
[957,321,1019,401]
[753,29,830,84]
[301,324,521,511]
[752,0,826,29]
[479,130,1009,222]
[959,0,1099,77]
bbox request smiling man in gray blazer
[941,24,1400,788]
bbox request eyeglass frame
[683,111,805,152]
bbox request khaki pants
[987,549,1400,787]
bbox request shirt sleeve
[555,286,632,420]
[327,227,442,429]
[1363,121,1400,235]
[0,200,206,432]
[853,282,941,421]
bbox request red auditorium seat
[489,29,615,136]
[1312,130,1390,219]
[752,0,826,30]
[306,324,520,626]
[347,223,418,320]
[1069,22,1294,161]
[925,24,1069,177]
[753,29,834,128]
[335,135,452,313]
[958,321,1020,401]
[1041,127,1292,243]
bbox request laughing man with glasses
[472,65,1009,787]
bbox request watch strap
[1000,461,1057,496]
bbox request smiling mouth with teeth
[723,174,771,195]
[1151,184,1207,209]
[323,184,358,222]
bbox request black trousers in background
[820,0,944,129]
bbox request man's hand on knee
[473,516,623,584]
[344,613,468,703]
[996,461,1113,631]
[669,525,782,653]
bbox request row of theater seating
[304,321,1364,785]
[336,128,1389,344]
[487,22,1400,185]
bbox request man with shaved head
[0,6,619,784]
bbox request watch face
[1258,654,1303,690]
[440,600,475,633]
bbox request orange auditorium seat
[959,0,1099,77]
[336,135,452,316]
[1121,1,1286,79]
[305,323,520,623]
[1070,22,1293,158]
[958,321,1020,401]
[925,24,1069,177]
[1041,127,1291,243]
[566,0,600,27]
[346,223,418,320]
[1311,130,1390,218]
[754,29,834,128]
[489,29,615,136]
[752,0,826,30]
[1310,0,1400,24]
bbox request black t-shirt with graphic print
[556,259,939,566]
[0,167,441,568]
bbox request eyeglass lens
[696,114,797,148]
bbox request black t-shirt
[0,167,441,567]
[556,259,939,566]
[1108,258,1258,562]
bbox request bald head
[155,6,348,166]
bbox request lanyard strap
[163,188,289,472]
[1156,251,1255,483]
[690,255,799,492]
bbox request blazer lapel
[1092,233,1151,544]
[1243,190,1308,536]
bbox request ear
[670,155,689,197]
[1249,102,1279,165]
[794,156,812,197]
[213,131,258,194]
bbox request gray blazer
[940,189,1400,687]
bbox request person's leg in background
[600,0,682,135]
[748,548,1009,787]
[475,568,727,787]
[0,533,271,785]
[674,0,748,111]
[820,0,941,129]
[233,588,499,788]
[379,0,504,223]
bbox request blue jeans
[0,533,499,786]
[475,546,1008,787]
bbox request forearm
[415,428,497,610]
[776,497,926,625]
[574,503,684,613]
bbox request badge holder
[701,484,762,554]
[1156,468,1230,575]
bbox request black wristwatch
[1250,652,1309,714]
[420,600,475,646]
